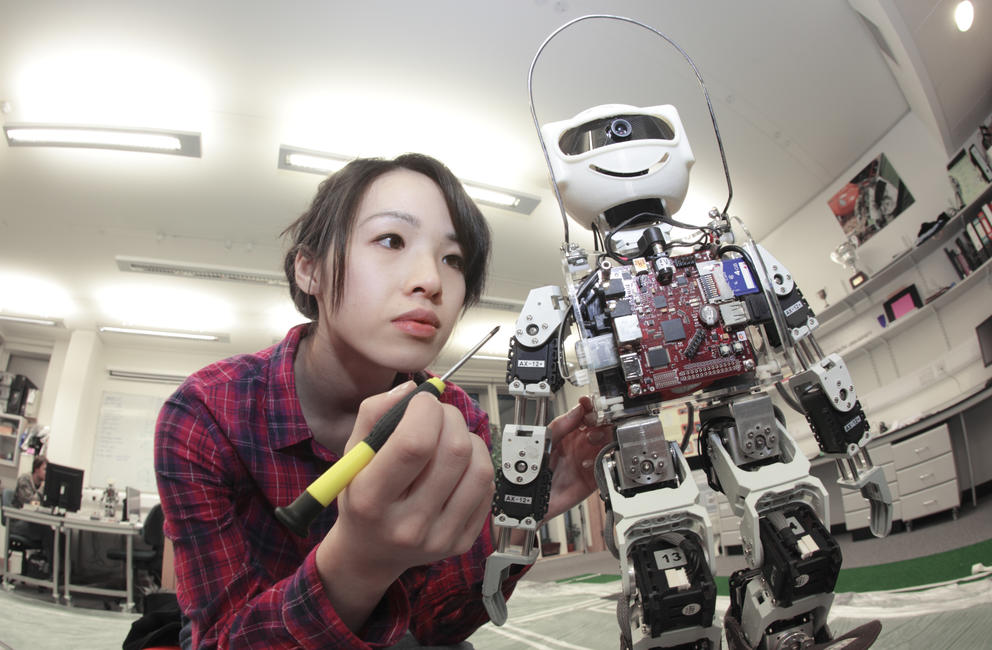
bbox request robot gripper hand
[788,354,893,538]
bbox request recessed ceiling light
[955,1,974,32]
[98,325,227,342]
[278,144,541,214]
[0,313,62,327]
[3,124,201,157]
[278,145,351,174]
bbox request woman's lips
[392,310,440,338]
[393,319,439,338]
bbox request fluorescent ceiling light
[4,124,201,157]
[278,145,351,174]
[98,325,228,342]
[278,144,540,215]
[107,368,188,384]
[0,314,62,327]
[955,1,974,31]
[462,183,520,208]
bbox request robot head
[541,104,695,230]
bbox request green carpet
[557,538,992,595]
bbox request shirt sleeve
[14,473,36,507]
[402,405,532,644]
[155,385,410,649]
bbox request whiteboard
[90,391,165,493]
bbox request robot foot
[724,614,881,650]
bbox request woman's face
[304,169,467,374]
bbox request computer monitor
[43,462,84,513]
[977,314,992,368]
[124,486,141,521]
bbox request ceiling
[0,0,989,376]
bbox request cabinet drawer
[864,442,893,466]
[720,528,742,547]
[897,452,956,495]
[900,481,959,521]
[892,425,951,469]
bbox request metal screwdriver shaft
[276,326,501,537]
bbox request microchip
[653,295,668,309]
[647,346,670,368]
[661,318,686,342]
[677,276,688,286]
[611,299,632,317]
[604,278,626,299]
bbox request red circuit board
[603,249,756,402]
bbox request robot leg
[701,392,857,649]
[599,415,722,649]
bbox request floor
[0,496,989,649]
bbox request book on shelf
[972,216,992,253]
[945,247,967,279]
[956,235,983,270]
[980,204,992,236]
[967,219,991,261]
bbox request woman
[155,153,606,648]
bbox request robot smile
[589,153,669,178]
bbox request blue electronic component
[723,258,760,296]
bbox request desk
[1,507,143,611]
[0,506,62,602]
[62,514,142,612]
[870,383,992,507]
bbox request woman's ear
[294,250,321,296]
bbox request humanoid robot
[482,15,893,650]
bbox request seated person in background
[155,153,609,649]
[10,455,55,574]
[12,454,46,508]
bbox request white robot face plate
[542,104,695,229]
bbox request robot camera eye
[557,114,675,155]
[608,118,633,140]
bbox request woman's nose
[407,252,443,299]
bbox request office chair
[2,487,45,576]
[107,503,165,588]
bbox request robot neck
[603,198,667,229]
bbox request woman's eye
[374,234,404,249]
[443,254,465,272]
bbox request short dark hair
[32,455,47,473]
[282,153,491,319]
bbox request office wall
[44,333,231,485]
[759,110,992,430]
[759,111,953,304]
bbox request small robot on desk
[101,481,120,520]
[483,15,893,650]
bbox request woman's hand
[543,396,611,522]
[314,382,495,631]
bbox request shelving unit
[0,413,24,469]
[826,256,992,360]
[816,182,992,335]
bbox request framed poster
[828,153,915,246]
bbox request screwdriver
[275,325,502,537]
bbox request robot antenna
[527,14,735,244]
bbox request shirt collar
[265,323,315,452]
[264,323,425,455]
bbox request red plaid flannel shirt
[155,324,525,648]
